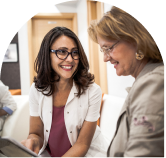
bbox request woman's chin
[116,70,122,76]
[116,71,130,77]
[60,75,73,80]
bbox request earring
[136,50,144,60]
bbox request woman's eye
[72,51,79,55]
[58,50,66,54]
[104,49,110,52]
[73,51,78,54]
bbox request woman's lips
[113,62,119,68]
[60,65,73,71]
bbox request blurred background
[0,0,134,98]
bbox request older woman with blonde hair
[88,6,164,157]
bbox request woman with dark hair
[21,27,108,157]
[88,6,164,157]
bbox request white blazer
[29,81,109,157]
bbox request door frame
[87,1,108,94]
[27,13,77,85]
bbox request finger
[28,139,40,154]
[20,139,34,151]
[25,139,35,151]
[34,146,40,155]
[20,140,26,146]
[33,140,40,154]
[20,138,40,154]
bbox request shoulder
[88,83,102,96]
[152,64,164,74]
[145,64,164,77]
[134,64,164,89]
[29,83,37,94]
[80,82,102,102]
[88,82,101,91]
[29,83,41,100]
[129,64,164,115]
[87,83,102,105]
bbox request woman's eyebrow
[101,45,110,49]
[102,45,109,47]
[57,47,78,50]
[72,47,78,50]
[101,45,110,48]
[101,42,117,49]
[57,47,68,50]
[101,44,111,47]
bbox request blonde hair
[88,6,162,62]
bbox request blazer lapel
[109,88,131,147]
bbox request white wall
[76,0,89,61]
[18,0,89,94]
[42,2,77,13]
[104,3,135,98]
[104,2,112,13]
[37,5,62,13]
[18,23,31,95]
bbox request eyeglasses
[50,49,80,60]
[100,41,119,56]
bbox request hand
[0,109,8,117]
[21,137,41,154]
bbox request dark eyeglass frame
[50,49,80,60]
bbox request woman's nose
[65,53,73,62]
[103,53,111,62]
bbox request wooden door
[87,1,108,94]
[28,13,77,84]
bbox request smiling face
[97,35,141,77]
[50,35,79,81]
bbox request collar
[66,80,78,105]
[125,87,131,93]
[125,60,163,94]
[135,60,163,81]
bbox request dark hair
[34,27,94,97]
